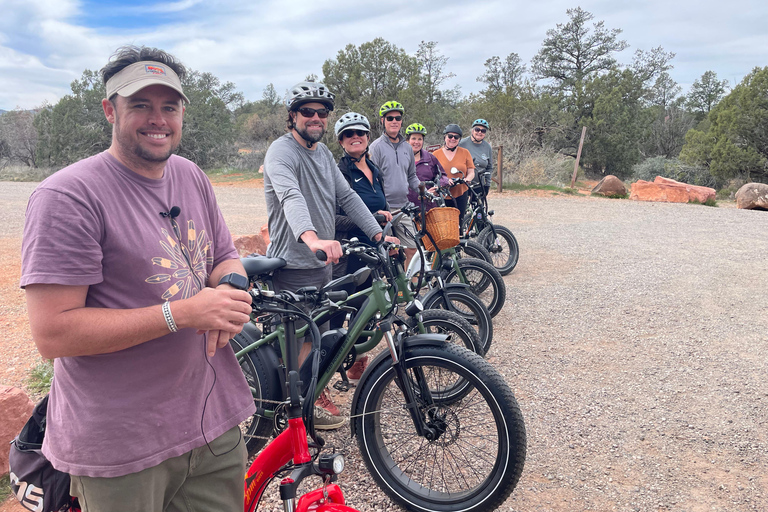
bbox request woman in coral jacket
[430,124,475,224]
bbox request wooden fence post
[570,127,587,189]
[495,145,503,193]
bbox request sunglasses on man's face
[342,129,368,139]
[473,127,487,134]
[446,134,460,140]
[297,107,330,119]
[385,115,402,122]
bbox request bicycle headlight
[319,453,345,475]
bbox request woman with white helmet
[332,112,398,383]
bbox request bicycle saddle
[240,256,287,279]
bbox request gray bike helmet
[443,123,463,137]
[334,112,371,138]
[284,81,335,111]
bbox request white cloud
[1,0,767,109]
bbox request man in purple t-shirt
[20,45,255,511]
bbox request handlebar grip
[418,182,426,193]
[374,213,387,225]
[316,250,327,262]
[325,290,348,302]
[357,251,380,266]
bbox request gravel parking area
[2,182,766,511]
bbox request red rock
[0,386,34,474]
[232,223,270,257]
[591,175,627,197]
[630,176,716,203]
[735,183,768,210]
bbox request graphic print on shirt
[145,219,213,300]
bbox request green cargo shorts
[70,426,246,512]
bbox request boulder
[232,223,270,257]
[735,183,768,210]
[0,386,34,474]
[591,175,627,197]
[630,176,716,203]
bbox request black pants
[446,192,469,226]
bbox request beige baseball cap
[105,61,190,104]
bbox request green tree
[178,71,241,168]
[477,53,527,97]
[322,38,421,137]
[531,7,628,93]
[34,70,111,168]
[416,40,456,105]
[687,70,729,119]
[582,68,651,177]
[681,67,768,181]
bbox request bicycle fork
[381,323,440,441]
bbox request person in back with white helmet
[459,118,494,197]
[263,82,386,429]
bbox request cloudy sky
[1,0,766,110]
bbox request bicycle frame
[243,309,357,512]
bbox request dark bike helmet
[443,124,463,137]
[285,81,335,111]
[379,101,405,117]
[405,123,427,136]
[334,112,371,139]
[472,119,491,130]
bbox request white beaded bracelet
[162,301,178,333]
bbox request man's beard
[296,123,325,144]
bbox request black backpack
[8,395,78,512]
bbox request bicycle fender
[349,333,447,438]
[421,282,471,305]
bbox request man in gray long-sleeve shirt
[369,100,420,266]
[264,81,387,429]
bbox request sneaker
[346,356,369,385]
[313,405,344,431]
[315,388,341,417]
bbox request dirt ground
[2,179,766,512]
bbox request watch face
[222,273,249,290]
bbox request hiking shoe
[313,406,344,431]
[346,356,369,385]
[315,388,341,417]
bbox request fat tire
[406,308,484,357]
[421,289,493,354]
[459,240,492,263]
[444,258,506,317]
[353,344,526,512]
[478,225,519,276]
[230,335,282,456]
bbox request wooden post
[495,145,503,193]
[570,127,587,189]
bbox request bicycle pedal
[333,380,351,392]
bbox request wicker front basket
[418,206,460,252]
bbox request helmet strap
[445,145,457,152]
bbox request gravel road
[2,182,766,512]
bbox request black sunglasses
[473,127,487,134]
[297,107,330,119]
[446,134,460,140]
[385,115,402,122]
[342,129,368,138]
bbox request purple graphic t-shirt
[20,152,255,478]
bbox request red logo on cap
[145,65,166,75]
